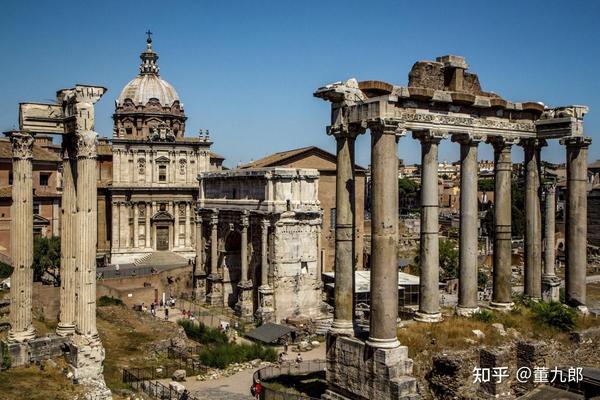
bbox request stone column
[366,118,403,348]
[111,201,119,251]
[453,133,483,316]
[562,136,592,307]
[207,211,223,305]
[329,124,361,335]
[257,218,274,323]
[145,202,151,248]
[488,137,517,311]
[185,202,191,248]
[236,212,253,320]
[542,183,560,302]
[173,202,179,248]
[414,130,446,323]
[522,139,545,300]
[193,214,207,301]
[6,131,36,343]
[57,136,77,336]
[119,202,128,248]
[133,202,139,248]
[74,130,99,337]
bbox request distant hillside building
[0,136,61,263]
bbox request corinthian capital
[413,129,448,144]
[75,130,98,159]
[486,135,520,150]
[327,122,366,139]
[7,131,35,160]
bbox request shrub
[199,342,277,369]
[97,296,124,307]
[472,310,495,323]
[530,301,577,332]
[177,319,228,346]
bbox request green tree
[0,261,13,279]
[33,236,61,284]
[478,178,495,192]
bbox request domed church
[101,34,223,266]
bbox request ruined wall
[272,213,322,322]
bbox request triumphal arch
[315,55,590,400]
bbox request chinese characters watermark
[473,367,583,384]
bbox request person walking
[164,306,169,321]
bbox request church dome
[117,74,180,107]
[116,35,181,108]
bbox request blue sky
[1,0,598,167]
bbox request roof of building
[239,146,367,172]
[323,271,421,293]
[0,138,61,162]
[116,37,180,108]
[589,159,600,169]
[245,323,294,344]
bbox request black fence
[167,346,208,376]
[123,367,200,400]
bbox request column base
[206,274,223,306]
[329,319,354,336]
[326,334,418,400]
[67,334,106,380]
[256,285,275,324]
[541,275,561,303]
[488,301,514,312]
[8,326,36,344]
[56,323,76,337]
[234,280,254,322]
[365,336,401,349]
[414,311,443,323]
[455,306,480,317]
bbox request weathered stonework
[323,335,418,400]
[4,335,68,367]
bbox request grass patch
[472,310,495,323]
[0,360,84,400]
[177,319,228,345]
[199,342,277,369]
[98,296,125,307]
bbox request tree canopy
[33,236,61,284]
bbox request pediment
[152,211,173,221]
[155,156,170,163]
[33,215,50,225]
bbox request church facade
[101,36,223,265]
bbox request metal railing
[123,367,200,400]
[253,360,327,400]
[166,346,208,376]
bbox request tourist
[164,306,169,321]
[296,353,303,365]
[251,379,262,399]
[141,303,147,312]
[283,338,289,353]
[150,302,156,318]
[179,389,189,400]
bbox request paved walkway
[182,345,326,397]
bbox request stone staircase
[134,251,189,268]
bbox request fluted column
[414,130,446,323]
[133,202,139,248]
[329,124,362,335]
[6,131,36,343]
[542,183,560,302]
[562,136,592,307]
[488,136,517,311]
[145,202,151,248]
[173,202,179,248]
[185,202,191,248]
[522,139,545,300]
[57,135,77,336]
[257,218,274,323]
[111,201,120,251]
[236,211,253,320]
[366,118,403,349]
[207,210,223,305]
[74,130,99,337]
[453,133,483,316]
[193,214,207,301]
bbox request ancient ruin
[195,168,323,323]
[4,85,112,399]
[314,55,591,400]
